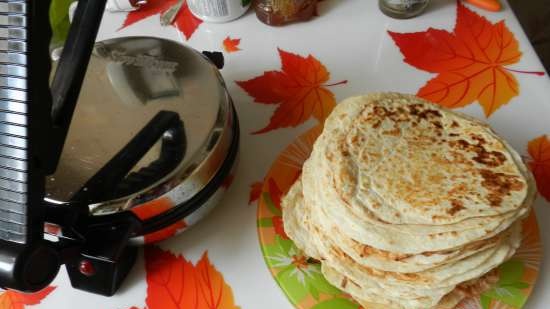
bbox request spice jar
[379,0,430,19]
[254,0,318,26]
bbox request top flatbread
[316,93,534,225]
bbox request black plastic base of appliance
[66,220,138,296]
[64,104,239,296]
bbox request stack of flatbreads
[282,93,536,309]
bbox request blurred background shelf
[509,0,550,72]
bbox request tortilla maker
[0,0,239,296]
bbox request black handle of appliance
[48,0,109,174]
[70,111,185,204]
[0,0,108,293]
[113,115,186,200]
[139,106,239,236]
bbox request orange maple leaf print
[389,2,543,117]
[130,247,239,309]
[236,48,347,134]
[0,286,55,309]
[223,37,241,53]
[120,0,203,40]
[195,253,239,309]
[528,135,550,202]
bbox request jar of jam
[254,0,318,26]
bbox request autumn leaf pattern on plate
[128,246,239,309]
[119,0,203,40]
[389,2,544,116]
[527,135,550,202]
[482,260,529,308]
[249,181,263,204]
[223,37,241,53]
[237,49,347,134]
[263,178,289,240]
[263,236,341,303]
[0,286,55,309]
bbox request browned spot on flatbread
[383,128,401,136]
[365,104,444,135]
[428,173,445,184]
[431,215,446,222]
[479,169,525,207]
[448,200,465,216]
[448,183,468,196]
[449,139,506,167]
[348,278,361,289]
[334,246,426,282]
[341,277,348,289]
[351,239,412,261]
[408,104,442,120]
[433,120,443,130]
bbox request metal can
[379,0,430,19]
[187,0,251,23]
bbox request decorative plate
[257,126,542,309]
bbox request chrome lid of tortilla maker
[45,37,237,238]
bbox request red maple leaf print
[120,0,203,40]
[528,135,550,202]
[237,48,347,134]
[128,247,239,309]
[389,2,544,116]
[0,286,55,309]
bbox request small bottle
[379,0,430,19]
[187,0,251,23]
[254,0,318,26]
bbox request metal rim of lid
[137,103,239,236]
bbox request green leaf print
[309,283,320,300]
[498,260,525,285]
[257,217,274,227]
[263,192,282,216]
[311,298,360,309]
[50,0,75,45]
[480,294,492,309]
[263,236,341,303]
[263,235,294,265]
[241,0,251,7]
[277,266,316,302]
[482,260,528,308]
